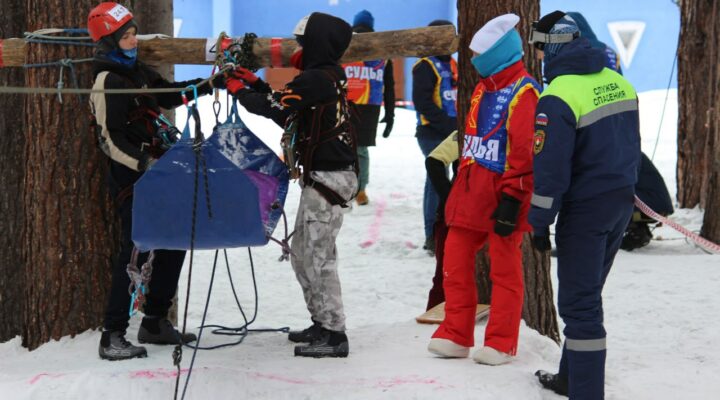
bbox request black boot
[99,330,147,361]
[621,221,652,251]
[138,316,197,345]
[422,236,435,256]
[294,328,349,358]
[535,370,568,397]
[288,320,323,343]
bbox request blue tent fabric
[131,102,289,251]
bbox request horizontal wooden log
[0,25,458,68]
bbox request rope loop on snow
[634,196,720,254]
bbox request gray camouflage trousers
[291,170,358,332]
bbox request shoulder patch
[535,113,548,127]
[533,129,546,155]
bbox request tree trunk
[22,0,118,350]
[697,0,720,243]
[0,25,459,68]
[0,0,25,343]
[677,0,718,209]
[457,0,560,343]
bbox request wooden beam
[0,25,458,68]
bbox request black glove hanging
[492,193,521,237]
[381,115,394,138]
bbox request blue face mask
[106,47,137,67]
[122,47,138,59]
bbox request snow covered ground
[1,89,719,400]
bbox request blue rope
[25,38,96,47]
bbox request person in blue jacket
[412,19,458,254]
[567,11,674,251]
[528,11,641,399]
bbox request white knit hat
[469,13,520,54]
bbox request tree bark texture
[22,0,116,350]
[457,0,559,343]
[693,0,720,243]
[0,0,26,343]
[677,0,719,209]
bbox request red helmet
[87,2,134,42]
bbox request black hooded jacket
[235,12,356,172]
[90,57,209,188]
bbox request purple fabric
[243,170,280,225]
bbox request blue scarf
[105,48,137,67]
[471,29,523,78]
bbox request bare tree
[0,0,26,343]
[677,0,718,210]
[457,0,559,343]
[677,0,720,243]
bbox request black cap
[534,11,566,34]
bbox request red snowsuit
[432,61,538,354]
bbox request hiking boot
[137,316,197,345]
[535,370,568,397]
[99,330,147,361]
[294,328,349,358]
[356,190,369,205]
[288,320,323,343]
[621,221,652,251]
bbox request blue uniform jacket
[529,39,641,232]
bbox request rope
[180,250,220,400]
[0,65,231,96]
[634,195,720,254]
[650,48,678,161]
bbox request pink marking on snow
[28,373,65,385]
[359,198,387,248]
[373,375,451,389]
[129,368,189,379]
[405,241,418,249]
[249,372,315,385]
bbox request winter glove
[492,193,521,237]
[225,76,246,95]
[230,66,259,84]
[209,73,226,90]
[381,115,394,138]
[532,227,552,252]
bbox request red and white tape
[634,195,720,254]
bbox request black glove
[532,227,552,252]
[492,193,521,237]
[381,115,394,138]
[210,74,226,90]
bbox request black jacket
[90,58,209,190]
[234,12,356,171]
[353,59,395,147]
[412,56,457,141]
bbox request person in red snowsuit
[427,13,540,365]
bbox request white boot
[472,346,513,365]
[427,338,469,358]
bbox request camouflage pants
[291,170,357,332]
